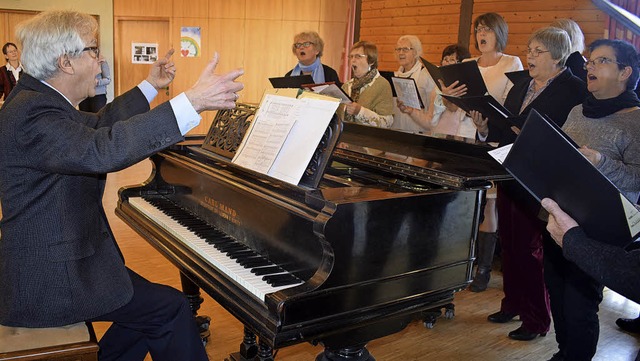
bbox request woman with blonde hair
[285,31,341,86]
[550,18,587,80]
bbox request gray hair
[16,10,98,80]
[528,27,572,67]
[550,18,585,54]
[397,35,423,57]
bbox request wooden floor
[98,160,640,361]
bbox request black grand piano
[116,104,509,361]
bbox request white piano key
[128,197,303,301]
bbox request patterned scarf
[344,68,378,123]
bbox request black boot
[469,231,497,292]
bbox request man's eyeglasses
[475,26,493,33]
[394,47,414,53]
[82,46,100,58]
[348,54,367,60]
[294,42,314,49]
[583,56,626,70]
[524,48,550,57]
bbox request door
[115,18,171,109]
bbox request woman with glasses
[544,38,640,361]
[285,31,341,86]
[474,27,588,343]
[0,42,23,101]
[339,40,393,128]
[390,35,437,132]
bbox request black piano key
[238,257,272,268]
[251,266,285,276]
[215,243,247,252]
[262,273,300,287]
[227,249,255,258]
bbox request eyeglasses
[82,46,100,58]
[475,26,493,33]
[348,54,367,60]
[583,56,626,70]
[394,47,414,53]
[524,48,550,57]
[294,42,314,49]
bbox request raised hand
[184,52,244,113]
[146,49,177,90]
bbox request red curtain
[605,0,640,49]
[340,0,357,83]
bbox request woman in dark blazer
[472,27,588,342]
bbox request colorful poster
[132,43,158,64]
[181,27,201,57]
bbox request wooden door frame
[113,16,171,97]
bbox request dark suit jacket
[486,67,588,145]
[490,68,588,211]
[0,73,184,327]
[285,63,342,87]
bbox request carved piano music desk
[116,103,509,361]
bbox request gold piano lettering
[203,196,241,225]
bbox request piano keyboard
[128,196,304,301]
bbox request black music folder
[422,59,487,97]
[269,75,314,89]
[500,109,640,247]
[505,69,530,85]
[442,94,515,129]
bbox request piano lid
[332,122,511,189]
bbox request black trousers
[544,236,603,361]
[79,94,107,113]
[89,268,208,361]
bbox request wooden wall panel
[246,0,283,20]
[283,0,322,21]
[360,0,607,72]
[113,0,171,17]
[111,0,348,134]
[208,0,247,19]
[172,0,209,19]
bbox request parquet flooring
[97,160,640,361]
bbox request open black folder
[442,94,515,129]
[499,109,640,247]
[422,59,487,97]
[269,75,314,89]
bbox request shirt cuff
[137,80,158,103]
[170,92,201,135]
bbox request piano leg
[315,344,374,361]
[180,272,211,344]
[227,330,270,361]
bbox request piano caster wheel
[444,306,455,320]
[423,320,436,329]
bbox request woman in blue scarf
[285,31,341,86]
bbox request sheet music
[487,144,512,164]
[622,195,640,237]
[232,93,339,185]
[233,95,299,173]
[392,77,422,109]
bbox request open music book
[391,76,424,109]
[232,91,340,185]
[488,110,640,247]
[441,94,515,129]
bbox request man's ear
[58,54,74,75]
